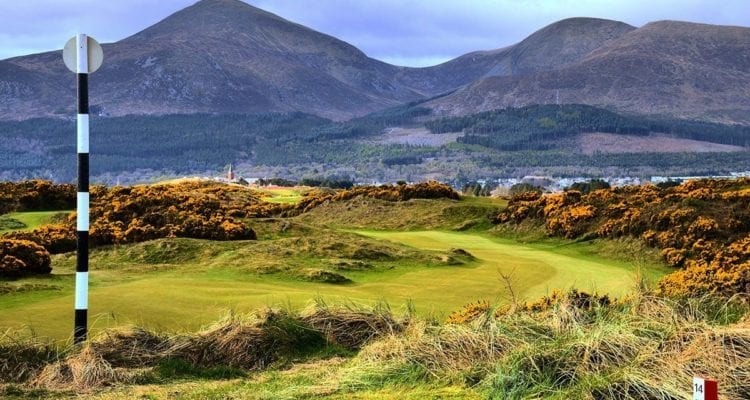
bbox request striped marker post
[693,377,718,400]
[63,34,102,344]
[74,33,90,344]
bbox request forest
[426,104,750,150]
[0,103,747,184]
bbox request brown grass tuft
[89,327,169,368]
[170,310,323,370]
[300,304,403,350]
[32,346,119,390]
[0,333,58,383]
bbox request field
[255,186,308,204]
[0,211,69,233]
[0,218,667,342]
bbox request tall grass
[1,295,748,398]
[340,293,750,399]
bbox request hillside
[395,17,635,95]
[427,21,750,123]
[0,104,747,184]
[1,1,749,123]
[1,0,423,120]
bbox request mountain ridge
[426,19,750,123]
[0,0,748,123]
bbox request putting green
[0,231,667,341]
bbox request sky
[0,0,748,67]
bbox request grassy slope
[0,229,667,341]
[298,196,506,231]
[355,230,670,299]
[0,194,684,399]
[256,187,309,204]
[0,211,70,233]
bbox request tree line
[426,104,750,150]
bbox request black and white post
[74,33,90,344]
[63,33,102,344]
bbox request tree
[510,183,543,196]
[567,179,611,194]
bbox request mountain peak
[1,2,748,123]
[506,17,635,75]
[124,0,297,42]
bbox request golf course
[3,180,748,399]
[0,227,668,341]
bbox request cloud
[1,0,748,65]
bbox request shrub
[0,239,51,278]
[4,225,76,254]
[494,177,750,297]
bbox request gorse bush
[90,182,258,245]
[4,224,76,254]
[3,181,258,252]
[0,239,51,278]
[495,178,750,297]
[1,180,459,254]
[0,180,75,214]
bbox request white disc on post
[63,35,104,73]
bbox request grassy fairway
[257,186,307,204]
[356,230,669,297]
[0,231,669,341]
[0,210,70,233]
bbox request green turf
[0,228,669,341]
[354,230,670,297]
[0,211,71,233]
[257,187,307,204]
[72,357,480,399]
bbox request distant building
[228,164,235,181]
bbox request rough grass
[1,305,397,390]
[297,197,502,231]
[340,295,750,399]
[1,296,747,399]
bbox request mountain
[427,20,750,123]
[1,1,749,124]
[1,0,424,120]
[396,17,635,95]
